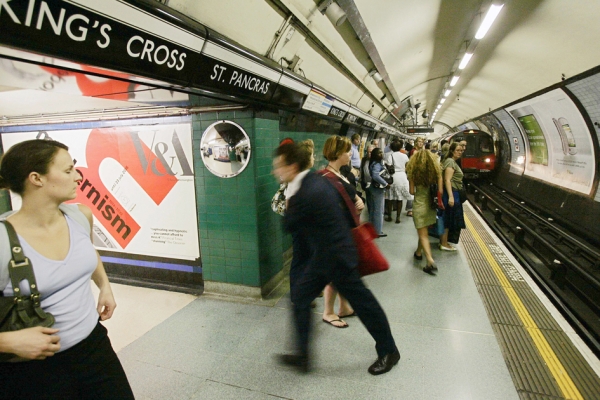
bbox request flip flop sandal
[338,312,357,318]
[322,318,348,328]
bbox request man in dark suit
[273,143,400,375]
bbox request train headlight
[484,158,491,163]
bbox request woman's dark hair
[370,147,383,162]
[441,142,460,163]
[0,139,68,195]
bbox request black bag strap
[1,221,42,305]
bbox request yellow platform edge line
[464,214,583,400]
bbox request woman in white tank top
[0,139,133,399]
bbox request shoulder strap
[316,170,360,227]
[1,220,42,302]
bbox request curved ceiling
[167,0,600,136]
[1,0,599,138]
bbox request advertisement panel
[0,51,189,103]
[1,123,200,261]
[507,89,595,195]
[493,109,526,175]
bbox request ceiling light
[475,4,504,39]
[458,53,473,70]
[440,98,446,104]
[390,102,398,109]
[368,69,383,83]
[450,76,460,87]
[444,89,451,97]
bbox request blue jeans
[369,187,385,234]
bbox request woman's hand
[97,286,117,321]
[448,196,455,207]
[354,195,365,212]
[0,327,60,360]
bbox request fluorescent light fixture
[475,4,504,39]
[450,76,460,87]
[458,53,473,70]
[440,98,446,104]
[391,102,398,109]
[444,89,452,97]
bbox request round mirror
[200,120,251,178]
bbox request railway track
[467,180,600,357]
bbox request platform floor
[100,203,600,400]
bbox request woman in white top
[384,140,411,223]
[0,139,133,399]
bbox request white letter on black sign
[25,0,35,26]
[66,14,89,41]
[127,36,143,57]
[176,53,186,71]
[154,45,169,65]
[0,0,22,24]
[97,24,111,48]
[141,40,154,62]
[37,2,66,35]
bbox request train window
[480,136,492,153]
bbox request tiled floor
[106,205,520,399]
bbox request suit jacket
[283,171,358,275]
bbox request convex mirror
[200,120,251,178]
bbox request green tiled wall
[192,98,339,289]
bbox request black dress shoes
[368,349,401,375]
[277,353,309,373]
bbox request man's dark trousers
[291,262,396,359]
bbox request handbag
[317,171,389,276]
[379,167,393,185]
[458,186,467,203]
[0,221,55,361]
[428,210,445,238]
[271,183,287,216]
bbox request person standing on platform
[320,136,364,328]
[0,139,134,399]
[369,148,389,237]
[272,142,400,375]
[350,133,361,178]
[384,140,411,224]
[439,142,466,251]
[360,144,375,215]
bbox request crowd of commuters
[269,132,467,374]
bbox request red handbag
[318,170,390,276]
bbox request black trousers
[0,321,134,400]
[291,263,397,359]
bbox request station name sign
[0,0,279,101]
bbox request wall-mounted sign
[359,119,377,129]
[328,106,347,120]
[301,88,334,115]
[200,121,251,178]
[343,112,360,125]
[406,127,434,134]
[507,89,595,195]
[1,123,200,261]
